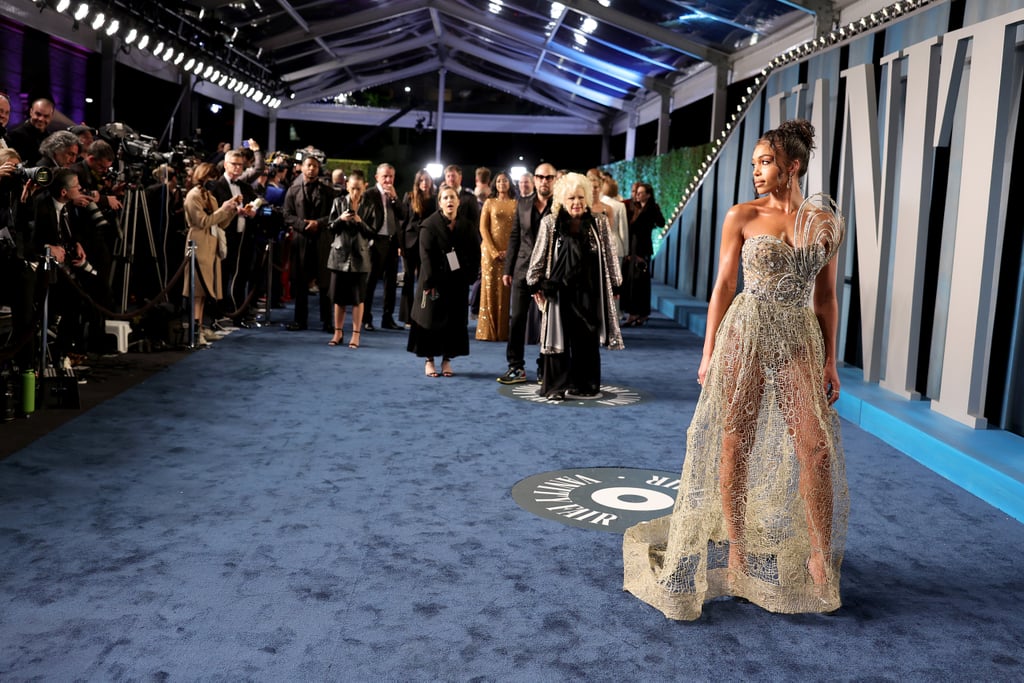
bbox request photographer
[32,168,107,358]
[73,140,122,212]
[0,93,11,149]
[6,98,54,164]
[0,149,36,369]
[37,130,79,170]
[207,149,257,319]
[71,139,121,289]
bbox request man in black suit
[6,98,54,164]
[361,162,407,331]
[32,168,106,357]
[496,162,555,384]
[283,155,334,331]
[207,149,257,319]
[0,94,12,150]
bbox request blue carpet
[1,299,1022,681]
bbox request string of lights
[662,0,936,233]
[37,0,286,109]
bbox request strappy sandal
[441,359,454,377]
[425,360,440,377]
[327,333,344,346]
[348,331,360,349]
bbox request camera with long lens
[13,163,52,186]
[83,200,114,239]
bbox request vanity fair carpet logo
[512,467,680,534]
[497,383,645,407]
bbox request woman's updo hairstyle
[760,119,815,178]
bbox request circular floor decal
[497,382,646,407]
[512,467,681,534]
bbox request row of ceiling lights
[664,0,934,229]
[47,0,284,109]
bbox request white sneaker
[202,327,223,341]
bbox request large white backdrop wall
[654,0,1024,434]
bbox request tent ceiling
[179,0,825,123]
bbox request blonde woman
[183,162,238,345]
[526,173,623,400]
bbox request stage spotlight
[174,52,184,65]
[124,27,137,44]
[193,61,204,75]
[203,65,214,79]
[137,34,149,50]
[90,12,104,31]
[105,19,119,36]
[163,47,175,62]
[153,41,165,57]
[73,2,88,21]
[218,74,229,87]
[184,57,195,71]
[209,103,222,114]
[56,0,71,11]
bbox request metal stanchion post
[40,247,53,373]
[187,240,196,349]
[265,240,273,325]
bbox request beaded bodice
[740,195,845,307]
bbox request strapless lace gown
[623,197,849,620]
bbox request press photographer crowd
[1,92,667,420]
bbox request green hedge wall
[602,143,712,256]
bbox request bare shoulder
[723,200,761,232]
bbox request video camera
[293,148,326,165]
[97,122,186,184]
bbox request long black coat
[410,210,480,334]
[283,178,334,285]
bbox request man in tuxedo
[361,162,407,331]
[6,98,54,164]
[283,155,334,331]
[207,149,257,319]
[32,168,106,357]
[496,162,555,385]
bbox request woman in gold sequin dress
[476,171,517,341]
[622,120,849,620]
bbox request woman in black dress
[325,170,377,348]
[398,170,434,325]
[622,182,665,327]
[407,184,481,377]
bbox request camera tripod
[111,184,164,313]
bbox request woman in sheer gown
[622,119,849,620]
[476,171,516,341]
